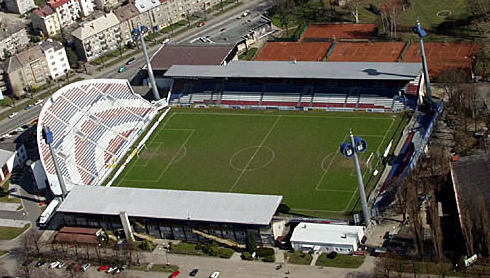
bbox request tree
[245,231,256,253]
[219,0,224,11]
[3,49,11,59]
[269,0,293,38]
[185,10,192,27]
[201,2,207,21]
[374,257,394,277]
[65,47,79,69]
[405,175,424,258]
[346,0,362,23]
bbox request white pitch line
[229,115,282,193]
[314,134,348,191]
[343,117,396,211]
[315,189,357,193]
[135,141,164,168]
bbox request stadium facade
[164,61,423,112]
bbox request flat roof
[58,185,283,226]
[165,61,422,80]
[151,44,235,70]
[290,223,364,245]
[0,148,14,167]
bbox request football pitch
[113,108,407,218]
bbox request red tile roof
[47,0,73,9]
[32,5,55,17]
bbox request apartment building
[72,12,125,61]
[0,69,7,95]
[0,22,30,60]
[31,6,62,37]
[135,0,167,30]
[5,0,36,14]
[47,0,83,27]
[159,0,218,24]
[39,40,70,79]
[78,0,96,17]
[0,41,69,94]
[94,0,119,11]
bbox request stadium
[34,60,424,243]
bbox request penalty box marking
[121,128,195,183]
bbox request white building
[78,0,96,17]
[31,6,62,37]
[5,0,36,14]
[47,0,82,27]
[39,40,70,79]
[0,146,27,185]
[290,223,365,254]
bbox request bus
[37,197,61,227]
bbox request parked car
[34,99,43,106]
[169,271,181,278]
[118,66,127,73]
[210,271,220,278]
[24,104,33,110]
[197,21,205,27]
[36,261,45,267]
[115,267,125,274]
[161,38,170,44]
[126,58,136,65]
[56,261,66,268]
[107,266,118,274]
[8,112,18,119]
[22,259,33,267]
[81,263,90,271]
[242,11,250,17]
[190,269,198,276]
[98,265,109,271]
[2,134,12,139]
[49,261,60,269]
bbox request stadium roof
[290,223,364,246]
[58,185,283,226]
[150,44,236,70]
[165,61,422,80]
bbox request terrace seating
[39,80,157,187]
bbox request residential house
[0,22,30,60]
[47,0,82,27]
[5,0,36,14]
[72,12,124,61]
[0,41,69,94]
[31,6,62,37]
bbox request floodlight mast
[349,129,371,225]
[414,19,432,103]
[135,23,160,101]
[43,126,68,200]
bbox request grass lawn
[316,253,365,268]
[0,224,30,240]
[149,264,179,273]
[113,108,405,219]
[0,250,8,257]
[396,0,469,28]
[285,251,312,265]
[379,258,490,277]
[0,181,21,204]
[238,48,258,60]
[169,242,234,258]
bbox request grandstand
[165,61,422,112]
[37,79,158,196]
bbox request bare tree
[405,176,424,258]
[185,10,192,27]
[346,0,362,23]
[374,257,393,277]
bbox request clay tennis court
[327,42,405,62]
[402,42,481,76]
[255,42,332,61]
[301,23,377,41]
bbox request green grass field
[113,108,406,218]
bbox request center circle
[436,10,452,18]
[230,146,275,172]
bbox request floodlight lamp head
[43,126,54,144]
[341,142,355,158]
[354,137,368,153]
